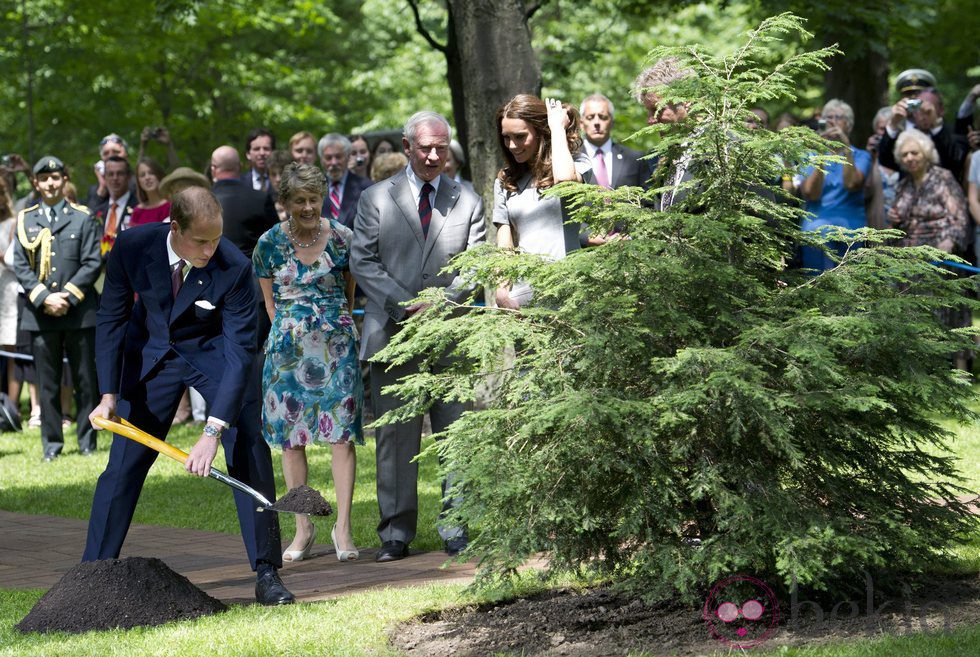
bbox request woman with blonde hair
[288,131,317,166]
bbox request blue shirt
[802,146,872,231]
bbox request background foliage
[0,0,977,197]
[374,13,980,602]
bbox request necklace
[288,217,322,249]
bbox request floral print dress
[252,220,363,448]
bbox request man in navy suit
[91,156,138,258]
[241,128,275,194]
[319,133,372,230]
[82,187,294,605]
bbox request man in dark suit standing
[210,146,278,259]
[241,128,275,194]
[210,145,279,345]
[12,156,101,461]
[579,93,652,242]
[91,156,137,259]
[351,111,486,562]
[82,187,293,606]
[580,93,652,191]
[319,133,373,230]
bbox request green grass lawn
[0,421,446,552]
[1,399,979,657]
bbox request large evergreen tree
[375,13,978,601]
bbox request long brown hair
[136,157,167,204]
[496,94,581,193]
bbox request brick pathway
[0,510,476,604]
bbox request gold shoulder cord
[16,209,53,281]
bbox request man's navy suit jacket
[95,222,257,424]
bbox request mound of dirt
[16,557,227,634]
[392,575,980,656]
[270,484,333,516]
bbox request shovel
[91,415,297,515]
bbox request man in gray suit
[351,111,486,562]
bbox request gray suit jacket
[351,170,486,360]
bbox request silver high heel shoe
[282,524,316,563]
[332,524,359,562]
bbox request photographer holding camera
[877,83,969,183]
[798,99,872,272]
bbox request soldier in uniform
[12,156,101,461]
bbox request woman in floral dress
[889,128,970,369]
[253,162,363,562]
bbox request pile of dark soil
[16,557,227,634]
[392,574,980,656]
[270,484,333,516]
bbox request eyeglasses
[822,114,848,122]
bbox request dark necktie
[49,207,57,223]
[171,260,185,298]
[418,182,434,238]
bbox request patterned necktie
[329,181,341,220]
[171,260,185,298]
[106,202,119,236]
[418,182,434,238]
[594,148,611,188]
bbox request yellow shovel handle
[91,415,190,465]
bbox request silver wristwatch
[203,423,222,439]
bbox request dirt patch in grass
[391,574,980,656]
[16,557,226,634]
[270,484,333,516]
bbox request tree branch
[407,0,446,53]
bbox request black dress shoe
[444,535,468,557]
[255,568,295,606]
[42,452,58,463]
[79,448,96,456]
[375,540,409,563]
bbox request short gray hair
[632,58,693,102]
[278,162,327,203]
[579,93,615,118]
[872,106,893,131]
[318,133,351,158]
[403,111,452,146]
[894,128,939,168]
[821,99,854,133]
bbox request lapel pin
[197,280,203,285]
[617,153,623,159]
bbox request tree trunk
[449,0,542,201]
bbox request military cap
[32,156,66,176]
[894,69,937,95]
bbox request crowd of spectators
[0,64,978,583]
